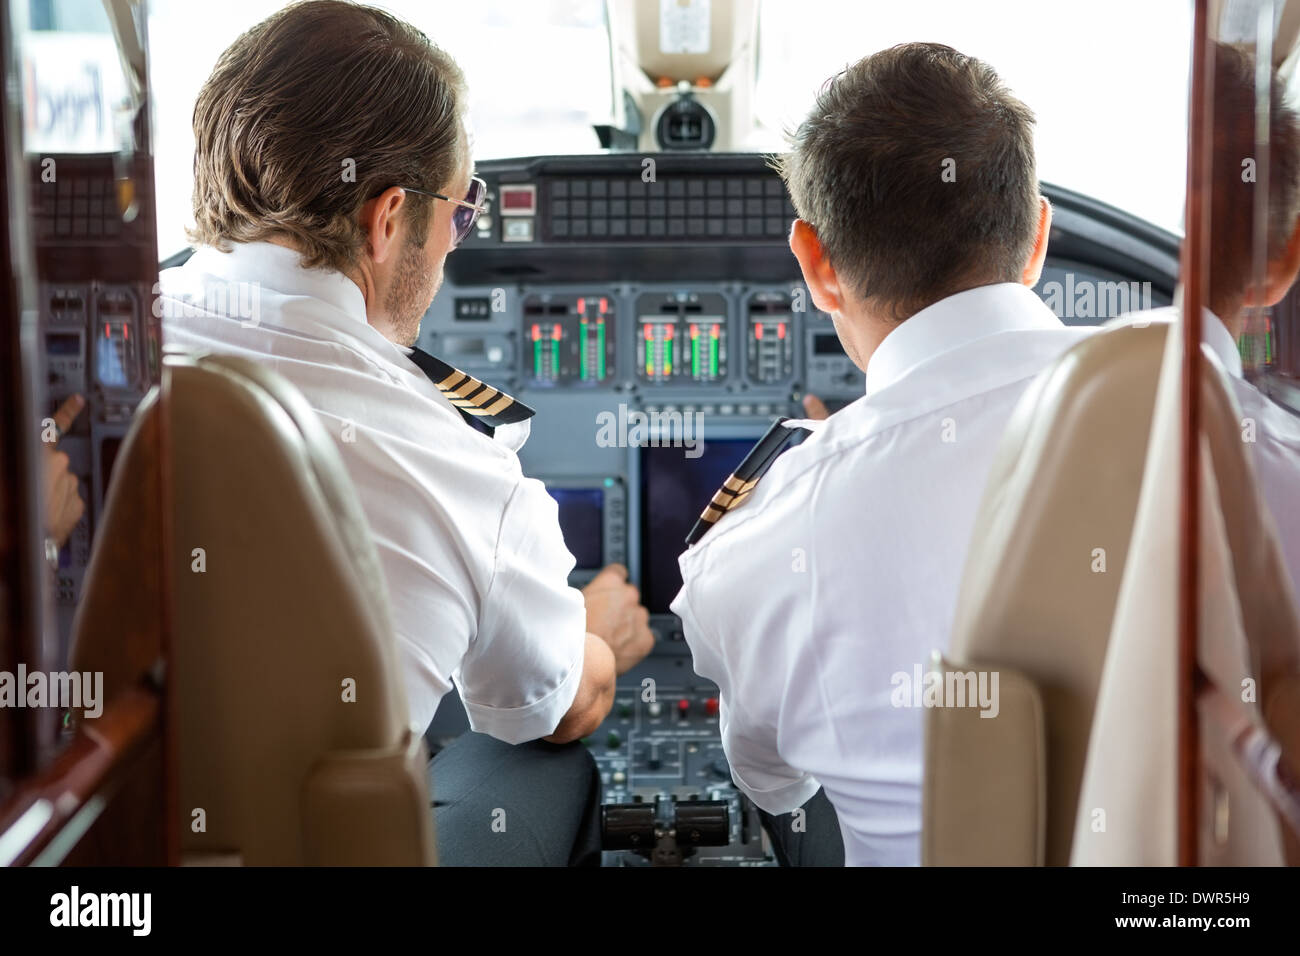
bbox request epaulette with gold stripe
[408,346,535,428]
[684,417,812,546]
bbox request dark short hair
[189,0,466,272]
[776,43,1039,321]
[1208,42,1300,317]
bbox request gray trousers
[428,731,603,866]
[757,788,846,866]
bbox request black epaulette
[408,346,535,430]
[684,417,813,546]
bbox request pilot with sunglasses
[159,1,653,865]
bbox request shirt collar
[184,241,369,327]
[864,282,1065,396]
[1202,310,1244,379]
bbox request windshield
[752,0,1193,235]
[147,0,1191,257]
[148,0,614,256]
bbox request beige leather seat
[72,350,435,866]
[1072,321,1300,865]
[922,321,1165,865]
[923,318,1300,865]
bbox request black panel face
[635,292,729,385]
[746,291,797,385]
[545,172,794,243]
[812,331,846,356]
[523,293,616,385]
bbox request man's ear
[360,186,408,265]
[790,219,846,314]
[1021,196,1052,287]
[1246,215,1300,308]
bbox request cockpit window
[147,0,615,256]
[147,0,1192,255]
[752,0,1194,235]
[19,0,127,155]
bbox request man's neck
[265,235,395,339]
[846,315,896,372]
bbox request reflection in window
[20,0,124,154]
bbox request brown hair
[776,43,1039,321]
[189,0,466,273]
[1208,42,1300,317]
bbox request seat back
[1071,324,1300,864]
[923,321,1165,865]
[73,351,435,865]
[925,317,1300,865]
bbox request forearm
[545,632,616,744]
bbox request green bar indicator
[597,320,606,379]
[580,320,588,380]
[534,339,541,378]
[710,329,719,378]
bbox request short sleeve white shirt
[672,283,1097,866]
[160,241,586,740]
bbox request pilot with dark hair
[672,43,1098,865]
[160,0,653,865]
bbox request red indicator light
[500,188,535,212]
[552,323,562,340]
[643,325,653,340]
[665,324,675,339]
[122,324,129,340]
[531,323,540,341]
[599,297,608,314]
[577,298,585,314]
[754,323,763,340]
[677,698,690,715]
[690,324,699,339]
[777,322,786,339]
[705,697,719,716]
[711,324,720,339]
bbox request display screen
[46,332,81,356]
[812,332,846,355]
[501,187,536,212]
[639,438,755,614]
[96,323,132,387]
[548,487,604,570]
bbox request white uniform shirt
[671,282,1097,866]
[160,241,586,740]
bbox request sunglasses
[401,175,487,247]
